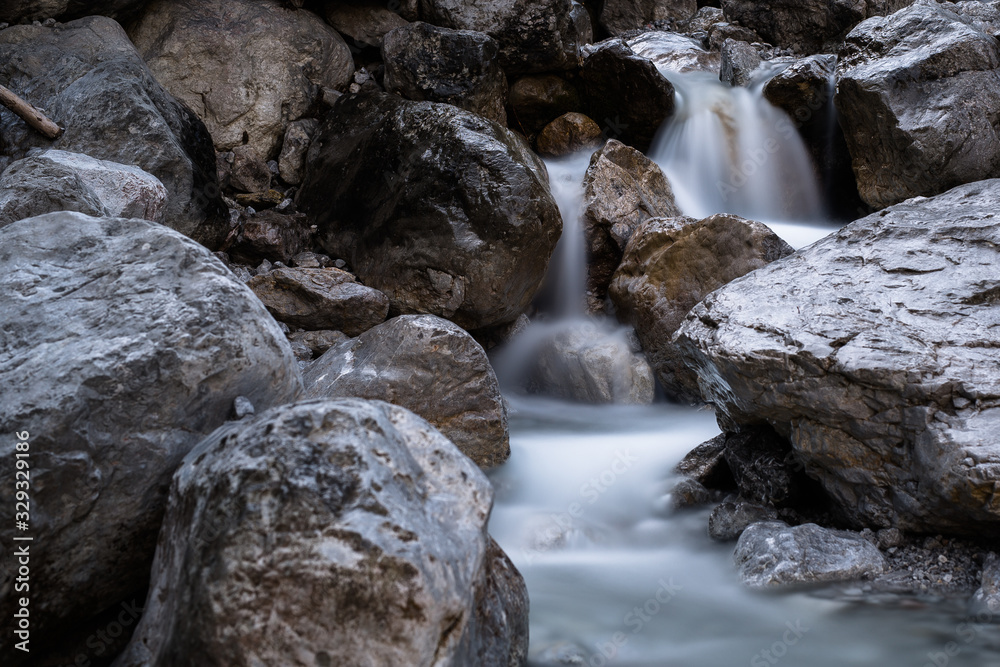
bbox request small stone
[291,251,331,269]
[877,528,904,549]
[939,555,949,565]
[334,259,347,269]
[234,189,285,209]
[233,396,255,419]
[254,259,273,275]
[708,500,778,541]
[670,478,712,509]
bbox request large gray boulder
[303,315,510,467]
[0,212,302,665]
[674,180,1000,534]
[836,0,1000,209]
[383,21,508,124]
[0,17,228,247]
[735,522,886,590]
[115,399,528,667]
[129,0,355,159]
[418,0,593,74]
[610,214,793,404]
[296,93,562,331]
[582,139,680,300]
[0,150,167,228]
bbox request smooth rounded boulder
[0,212,302,665]
[674,179,1000,534]
[303,315,510,467]
[129,0,355,159]
[115,399,528,667]
[0,17,228,247]
[296,92,562,331]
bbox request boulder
[708,500,779,541]
[0,0,147,23]
[674,179,1000,534]
[382,22,508,124]
[536,112,602,157]
[582,139,680,300]
[674,434,734,489]
[707,22,762,50]
[418,0,593,74]
[0,150,167,228]
[227,210,315,265]
[287,329,349,359]
[580,41,676,152]
[763,55,836,115]
[600,0,698,35]
[278,119,319,186]
[968,553,1000,617]
[523,320,655,405]
[836,0,1000,209]
[626,31,720,74]
[115,399,527,666]
[248,267,390,334]
[128,0,355,159]
[719,39,761,87]
[303,315,510,467]
[296,93,562,330]
[323,0,409,48]
[507,74,581,135]
[0,17,228,247]
[735,522,886,590]
[227,145,271,194]
[610,214,793,404]
[0,212,302,665]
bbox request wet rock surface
[0,212,302,665]
[675,179,1000,535]
[536,112,602,157]
[115,399,527,666]
[0,16,228,247]
[709,500,779,541]
[303,315,510,468]
[507,74,581,135]
[297,92,562,330]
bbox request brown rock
[287,329,349,359]
[248,267,389,334]
[229,145,271,194]
[536,112,603,157]
[228,209,314,264]
[508,74,581,134]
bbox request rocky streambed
[3,0,1000,665]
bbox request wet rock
[383,22,508,124]
[508,75,581,135]
[419,0,592,74]
[228,145,271,194]
[610,214,793,404]
[248,267,389,335]
[679,6,726,33]
[129,0,354,159]
[114,399,527,666]
[968,554,1000,617]
[763,54,836,114]
[303,315,509,467]
[526,320,655,405]
[227,210,314,265]
[0,150,167,227]
[536,112,602,157]
[580,41,676,151]
[0,17,228,247]
[626,31,720,74]
[277,119,318,186]
[674,434,735,489]
[297,93,562,330]
[582,139,680,300]
[719,39,760,87]
[671,478,713,509]
[600,0,698,35]
[836,0,1000,209]
[0,211,302,665]
[707,22,762,50]
[735,522,887,590]
[709,500,779,541]
[674,179,1000,535]
[287,329,349,359]
[323,0,408,48]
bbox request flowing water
[489,62,1000,666]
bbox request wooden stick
[0,83,63,140]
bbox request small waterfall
[540,153,592,318]
[649,67,824,224]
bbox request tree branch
[0,84,63,140]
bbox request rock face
[536,112,602,157]
[419,0,593,74]
[0,212,302,664]
[582,139,680,300]
[0,150,167,228]
[674,180,1000,534]
[228,210,315,265]
[610,214,793,404]
[580,41,675,152]
[524,321,655,405]
[708,500,778,541]
[836,0,1000,209]
[508,75,581,135]
[248,267,390,335]
[297,93,562,331]
[0,17,228,247]
[324,0,409,48]
[303,315,510,467]
[383,22,508,124]
[115,399,527,666]
[129,0,355,159]
[626,31,720,74]
[723,426,810,507]
[600,0,698,35]
[735,522,886,590]
[719,39,760,87]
